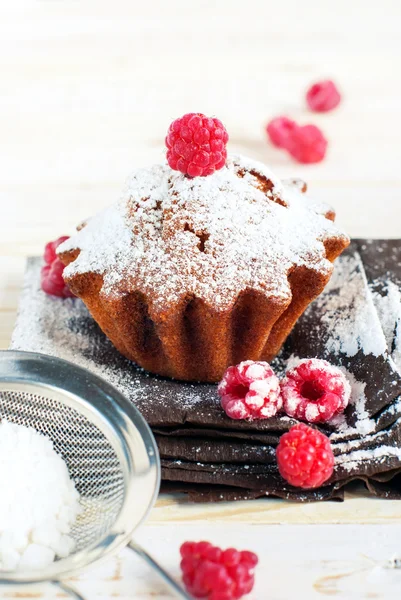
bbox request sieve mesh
[0,390,125,554]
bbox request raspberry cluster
[266,117,328,164]
[180,541,258,600]
[218,360,282,421]
[219,359,349,425]
[41,236,74,298]
[218,358,347,489]
[266,79,340,163]
[276,423,335,489]
[166,113,229,177]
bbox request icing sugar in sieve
[0,350,190,600]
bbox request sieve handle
[52,580,86,600]
[128,540,193,599]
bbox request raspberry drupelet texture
[266,116,297,149]
[281,358,351,424]
[276,423,335,489]
[180,540,258,600]
[165,113,229,177]
[287,124,328,164]
[218,361,282,420]
[306,80,341,113]
[41,237,74,298]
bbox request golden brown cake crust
[58,155,349,382]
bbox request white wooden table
[1,2,401,598]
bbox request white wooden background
[1,1,401,598]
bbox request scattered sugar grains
[0,421,80,571]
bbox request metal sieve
[0,350,191,600]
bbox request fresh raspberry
[180,541,258,599]
[276,423,334,488]
[287,124,328,164]
[218,360,282,421]
[281,359,351,424]
[41,237,74,298]
[165,113,229,177]
[306,80,341,112]
[266,116,297,149]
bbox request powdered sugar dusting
[335,442,401,472]
[332,420,400,455]
[58,154,348,316]
[315,253,387,358]
[305,404,319,421]
[330,369,375,438]
[371,280,401,374]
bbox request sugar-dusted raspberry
[218,360,282,421]
[41,237,74,298]
[165,113,229,177]
[281,358,351,424]
[306,80,341,113]
[266,116,297,149]
[180,540,258,599]
[276,423,334,488]
[287,124,328,164]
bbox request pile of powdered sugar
[58,154,348,316]
[0,421,80,571]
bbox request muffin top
[58,154,349,317]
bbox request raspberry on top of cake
[58,113,349,382]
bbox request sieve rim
[0,350,161,583]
